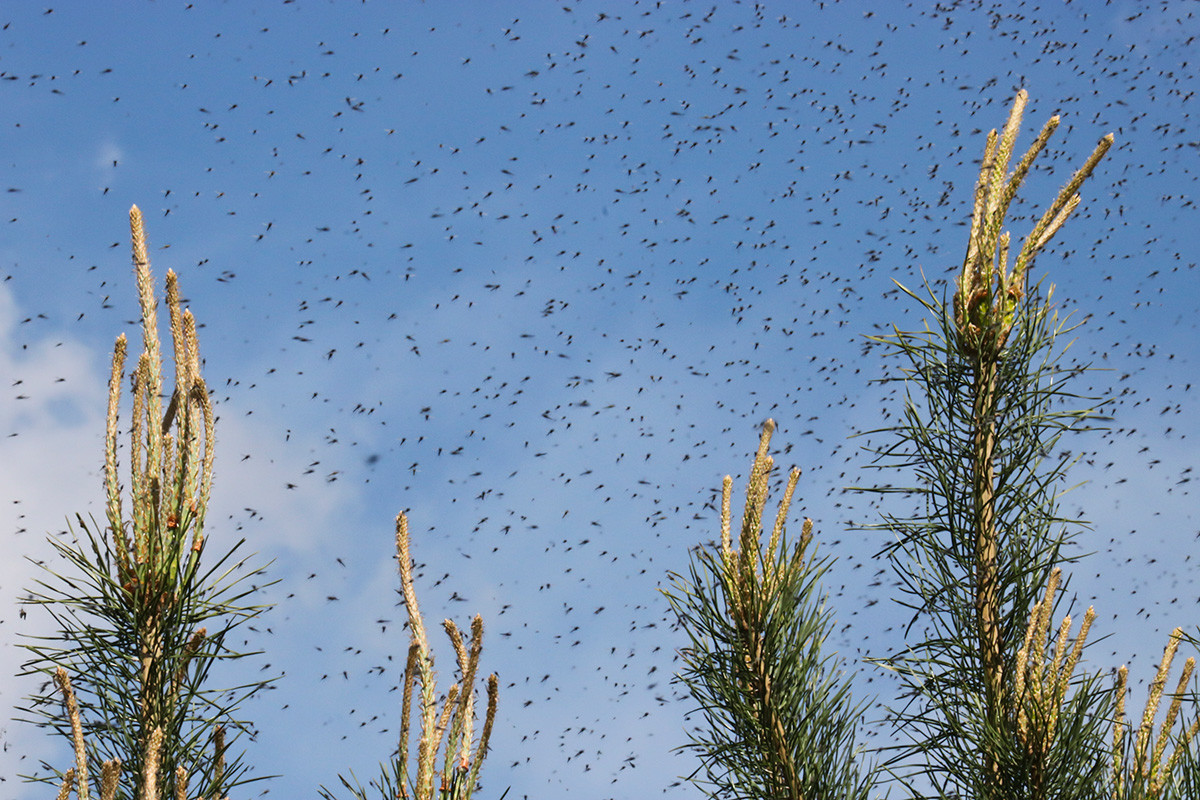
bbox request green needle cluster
[20,208,273,800]
[663,421,879,800]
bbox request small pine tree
[857,89,1200,800]
[18,207,273,800]
[320,512,501,800]
[662,420,880,800]
[858,89,1117,799]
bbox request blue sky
[1,1,1198,798]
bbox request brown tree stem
[973,359,1003,794]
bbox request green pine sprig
[18,206,275,800]
[664,420,880,800]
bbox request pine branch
[18,206,274,800]
[664,421,878,800]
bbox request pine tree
[19,207,273,800]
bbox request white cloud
[0,281,107,783]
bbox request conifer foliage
[666,91,1200,800]
[662,420,880,800]
[14,92,1200,800]
[17,206,503,800]
[20,206,272,800]
[860,90,1120,799]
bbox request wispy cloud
[0,281,106,782]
